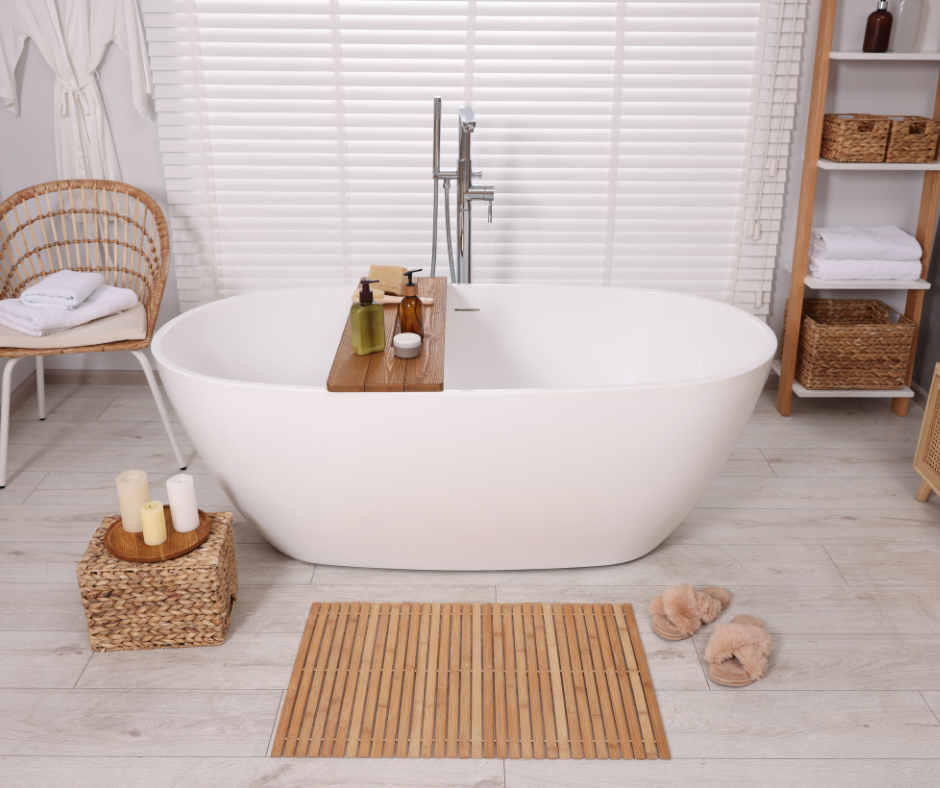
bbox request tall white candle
[140,501,168,546]
[116,470,150,533]
[166,474,200,533]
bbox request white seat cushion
[0,303,148,350]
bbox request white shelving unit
[803,275,931,290]
[771,360,915,398]
[777,0,939,417]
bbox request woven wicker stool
[915,363,940,502]
[77,511,237,651]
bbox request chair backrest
[0,180,171,340]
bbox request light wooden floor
[2,381,940,787]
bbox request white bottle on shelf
[889,0,924,53]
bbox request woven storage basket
[885,115,940,163]
[781,299,914,390]
[820,114,890,163]
[77,511,237,651]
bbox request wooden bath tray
[327,276,446,392]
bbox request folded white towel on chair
[20,270,106,309]
[808,255,924,281]
[0,285,140,337]
[810,226,922,261]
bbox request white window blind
[143,0,803,314]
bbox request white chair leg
[35,356,45,420]
[131,350,187,470]
[1,357,22,489]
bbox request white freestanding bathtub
[152,284,776,571]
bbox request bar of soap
[368,265,407,296]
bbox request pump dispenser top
[358,277,379,304]
[403,269,422,296]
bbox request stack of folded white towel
[809,226,923,280]
[0,270,140,337]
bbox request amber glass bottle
[863,0,893,53]
[398,268,424,338]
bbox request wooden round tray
[104,507,212,563]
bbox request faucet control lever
[487,200,493,224]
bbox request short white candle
[140,501,168,546]
[115,470,150,533]
[166,474,200,533]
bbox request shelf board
[804,275,930,290]
[771,360,914,398]
[829,51,940,61]
[818,158,940,170]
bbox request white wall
[0,36,178,385]
[772,0,940,336]
[2,2,938,378]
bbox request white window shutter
[143,0,804,314]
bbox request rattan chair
[0,180,186,487]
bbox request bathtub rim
[152,284,778,394]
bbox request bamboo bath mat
[271,602,669,760]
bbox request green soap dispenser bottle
[350,277,386,356]
[398,268,424,338]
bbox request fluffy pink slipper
[648,584,731,640]
[704,614,773,687]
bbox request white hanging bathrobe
[0,0,153,181]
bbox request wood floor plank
[0,631,91,690]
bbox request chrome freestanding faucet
[430,97,494,284]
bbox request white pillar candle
[140,501,168,546]
[166,474,200,533]
[115,470,150,533]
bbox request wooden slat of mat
[561,604,595,759]
[551,603,582,759]
[512,604,534,759]
[420,603,442,758]
[356,603,391,757]
[433,603,452,758]
[493,603,508,759]
[481,603,495,759]
[367,603,401,757]
[583,603,621,760]
[602,603,644,760]
[471,603,483,758]
[308,602,352,756]
[502,604,522,759]
[522,603,546,759]
[459,603,472,758]
[532,604,558,759]
[274,601,667,761]
[591,603,633,759]
[383,603,416,757]
[623,604,671,760]
[272,602,321,758]
[296,602,342,756]
[613,604,658,759]
[318,602,361,756]
[406,603,432,757]
[542,605,570,759]
[343,602,381,757]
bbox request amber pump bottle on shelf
[350,278,386,356]
[863,0,893,53]
[398,268,424,338]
